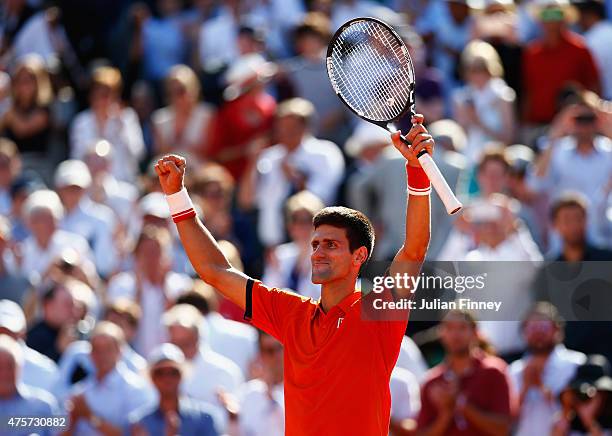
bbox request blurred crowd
[1,0,612,434]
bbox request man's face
[440,318,475,356]
[477,161,508,196]
[151,362,181,396]
[168,325,199,360]
[28,209,56,243]
[288,210,314,244]
[57,185,84,211]
[90,335,120,376]
[44,287,77,328]
[0,350,18,398]
[275,115,306,147]
[554,206,586,246]
[573,107,598,142]
[259,334,283,378]
[523,315,558,354]
[310,225,359,284]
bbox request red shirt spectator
[523,30,600,124]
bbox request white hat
[139,192,170,219]
[23,189,64,221]
[0,299,26,333]
[147,343,185,367]
[223,54,277,101]
[54,159,92,189]
[345,122,391,157]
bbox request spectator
[522,0,600,129]
[26,280,79,362]
[19,189,93,284]
[573,0,612,99]
[0,71,10,116]
[197,0,245,67]
[7,175,36,243]
[130,343,219,436]
[552,354,612,435]
[175,281,258,378]
[389,366,421,436]
[510,302,587,436]
[0,138,21,216]
[54,159,119,278]
[163,304,243,417]
[152,65,214,159]
[239,98,345,248]
[0,215,30,305]
[0,299,58,395]
[107,225,193,356]
[0,0,36,60]
[207,53,277,182]
[453,40,516,163]
[0,334,59,436]
[282,12,349,143]
[262,190,324,300]
[0,55,52,179]
[70,66,145,183]
[64,321,153,435]
[530,94,612,247]
[238,330,284,436]
[416,310,514,435]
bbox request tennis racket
[326,17,463,215]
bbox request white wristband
[165,187,195,215]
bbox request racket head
[326,17,416,128]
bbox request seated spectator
[0,55,52,180]
[54,159,118,278]
[238,330,284,436]
[63,321,153,435]
[107,226,193,356]
[175,281,258,378]
[416,310,514,435]
[522,0,600,129]
[0,299,58,395]
[0,71,10,116]
[262,190,323,300]
[552,354,612,435]
[453,40,516,163]
[7,174,42,243]
[0,216,30,305]
[207,53,277,182]
[239,98,345,248]
[26,280,79,362]
[510,302,586,436]
[164,304,243,422]
[70,66,145,183]
[130,343,219,436]
[0,138,21,216]
[152,64,214,159]
[389,366,421,436]
[0,334,59,436]
[19,189,94,283]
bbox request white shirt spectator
[107,272,193,357]
[152,103,214,156]
[70,108,145,183]
[20,340,59,395]
[262,241,321,300]
[20,229,93,283]
[182,346,244,410]
[11,12,71,66]
[59,197,118,278]
[205,312,258,378]
[390,366,421,422]
[255,136,345,246]
[584,20,612,99]
[238,379,284,436]
[89,174,138,227]
[395,336,429,382]
[510,345,586,436]
[70,362,154,435]
[330,1,392,31]
[198,7,239,67]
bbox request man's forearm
[462,403,512,436]
[416,411,453,436]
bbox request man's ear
[353,246,369,267]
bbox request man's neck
[95,366,114,383]
[159,395,179,413]
[320,277,358,313]
[447,350,474,374]
[563,241,586,261]
[576,138,595,154]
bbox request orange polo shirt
[244,279,408,436]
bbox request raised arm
[155,155,249,309]
[389,114,432,298]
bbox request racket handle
[416,151,463,215]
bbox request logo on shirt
[337,318,344,329]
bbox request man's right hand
[155,155,186,195]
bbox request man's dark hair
[550,192,588,221]
[477,147,511,174]
[313,207,375,262]
[521,301,565,332]
[575,0,606,19]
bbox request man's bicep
[205,267,250,310]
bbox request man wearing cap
[54,159,118,278]
[130,343,219,436]
[0,299,59,394]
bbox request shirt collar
[312,291,361,319]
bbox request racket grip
[417,152,463,215]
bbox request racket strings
[330,20,415,122]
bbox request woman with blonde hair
[152,64,214,159]
[453,40,516,163]
[0,54,53,159]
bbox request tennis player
[156,114,433,436]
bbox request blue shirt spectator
[0,384,60,436]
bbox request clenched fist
[390,114,435,168]
[155,155,186,195]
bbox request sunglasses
[260,345,283,356]
[152,367,181,378]
[574,113,597,125]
